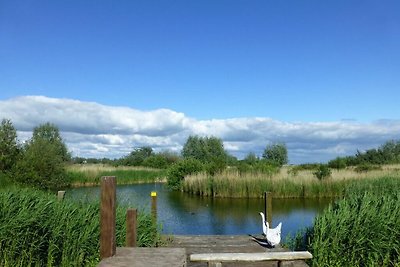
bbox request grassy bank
[0,187,161,267]
[183,165,400,198]
[67,164,166,186]
[288,187,400,266]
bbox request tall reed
[67,164,166,186]
[183,166,400,198]
[309,190,400,266]
[0,187,161,267]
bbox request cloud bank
[1,96,399,163]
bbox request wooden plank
[126,209,137,247]
[190,251,312,262]
[100,176,116,259]
[168,235,309,267]
[98,247,187,267]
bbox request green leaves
[262,143,288,167]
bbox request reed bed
[309,190,400,266]
[183,165,400,198]
[0,187,161,267]
[67,164,166,186]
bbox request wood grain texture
[100,176,116,259]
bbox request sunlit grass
[183,165,400,198]
[67,164,166,186]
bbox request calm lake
[67,183,332,239]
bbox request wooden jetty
[97,176,311,266]
[168,235,310,267]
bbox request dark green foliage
[0,187,160,267]
[167,158,204,190]
[182,135,227,165]
[32,123,71,162]
[0,119,20,173]
[262,142,288,167]
[142,151,180,169]
[313,164,331,180]
[237,160,279,175]
[331,140,400,167]
[13,123,71,191]
[354,163,382,173]
[327,157,347,169]
[121,146,153,166]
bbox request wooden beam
[190,251,313,262]
[126,208,137,247]
[100,176,116,259]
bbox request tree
[262,143,288,167]
[14,123,70,190]
[182,136,227,164]
[32,122,71,162]
[122,146,153,166]
[0,119,20,172]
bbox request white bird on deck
[259,212,282,246]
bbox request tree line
[0,118,289,190]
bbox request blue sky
[1,1,400,163]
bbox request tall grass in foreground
[0,187,161,267]
[183,166,400,198]
[288,188,400,266]
[67,164,166,186]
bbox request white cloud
[1,95,400,163]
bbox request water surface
[67,183,332,239]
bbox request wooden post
[126,208,137,247]
[57,190,65,201]
[100,176,116,259]
[151,191,157,222]
[264,192,272,225]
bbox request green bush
[354,163,382,173]
[328,157,347,169]
[167,158,204,190]
[313,165,331,180]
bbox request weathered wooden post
[264,192,272,225]
[57,190,65,201]
[100,176,116,259]
[126,208,137,247]
[151,191,157,222]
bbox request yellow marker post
[151,191,157,222]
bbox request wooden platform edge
[190,251,312,262]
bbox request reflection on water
[67,183,332,239]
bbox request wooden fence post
[126,208,137,247]
[151,191,157,222]
[264,192,272,225]
[100,176,116,259]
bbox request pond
[67,183,332,240]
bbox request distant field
[183,164,400,198]
[67,164,166,186]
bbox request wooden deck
[167,235,309,267]
[97,235,309,267]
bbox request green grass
[183,166,400,198]
[0,187,161,267]
[67,164,166,186]
[286,183,400,266]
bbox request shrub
[328,157,347,169]
[313,164,331,180]
[167,158,204,190]
[262,143,288,167]
[354,163,382,173]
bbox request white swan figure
[259,212,282,246]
